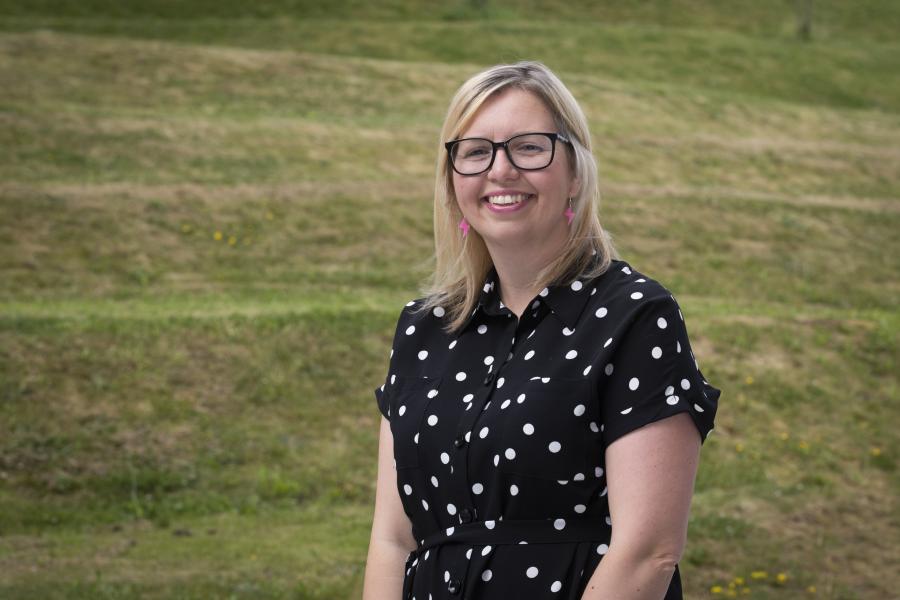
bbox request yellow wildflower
[214,230,223,241]
[776,573,788,584]
[228,236,237,246]
[798,441,809,450]
[779,432,789,441]
[710,585,723,594]
[735,443,744,453]
[733,577,744,586]
[750,571,768,580]
[181,224,192,233]
[266,211,274,220]
[741,589,750,595]
[870,447,882,457]
[728,582,736,589]
[807,585,817,593]
[744,375,754,385]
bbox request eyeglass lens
[451,133,555,175]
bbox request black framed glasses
[445,132,571,176]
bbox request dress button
[459,508,475,523]
[454,435,466,448]
[448,579,461,595]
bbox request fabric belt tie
[402,517,612,598]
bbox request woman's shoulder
[588,259,680,309]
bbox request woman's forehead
[460,88,556,139]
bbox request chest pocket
[498,377,599,481]
[388,375,442,469]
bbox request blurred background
[0,1,897,598]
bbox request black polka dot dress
[374,258,720,600]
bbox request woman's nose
[488,146,520,180]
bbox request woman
[363,61,720,600]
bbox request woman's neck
[488,240,563,318]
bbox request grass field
[0,1,898,598]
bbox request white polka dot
[414,433,419,443]
[418,350,428,360]
[427,388,439,398]
[485,520,496,529]
[604,363,614,375]
[405,325,415,335]
[620,407,633,415]
[526,566,539,578]
[403,484,412,495]
[465,430,471,442]
[629,377,640,391]
[574,504,586,513]
[472,482,484,495]
[681,378,691,390]
[481,545,492,556]
[565,349,578,360]
[477,324,488,334]
[630,291,643,300]
[657,317,668,329]
[479,426,489,439]
[554,518,566,530]
[574,472,585,481]
[447,503,456,515]
[677,340,682,353]
[390,374,396,384]
[636,278,646,282]
[431,476,438,487]
[524,350,535,360]
[573,404,585,416]
[505,448,516,460]
[427,414,438,426]
[571,281,583,291]
[597,544,609,555]
[665,385,674,396]
[445,527,454,536]
[595,307,607,318]
[483,355,494,365]
[422,499,429,510]
[523,423,534,435]
[440,452,450,464]
[463,393,474,403]
[501,399,511,409]
[694,403,705,412]
[541,377,550,383]
[590,422,599,433]
[583,365,592,376]
[651,346,662,359]
[493,454,499,466]
[548,441,561,453]
[551,581,562,592]
[595,466,604,477]
[603,337,613,348]
[562,327,575,336]
[517,393,526,404]
[481,569,492,581]
[667,395,680,405]
[510,484,519,496]
[433,306,445,317]
[455,371,466,381]
[496,377,505,388]
[621,266,632,274]
[539,287,549,297]
[448,340,457,349]
[466,548,472,559]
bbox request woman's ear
[568,177,581,200]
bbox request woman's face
[451,87,578,253]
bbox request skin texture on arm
[580,412,701,600]
[362,417,418,600]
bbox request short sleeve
[373,302,416,422]
[598,295,720,450]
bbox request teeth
[487,194,529,205]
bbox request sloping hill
[0,3,898,598]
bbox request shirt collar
[462,256,600,331]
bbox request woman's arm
[362,417,418,600]
[580,412,701,600]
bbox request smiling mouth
[483,193,534,206]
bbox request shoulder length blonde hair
[419,60,617,333]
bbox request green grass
[0,1,898,598]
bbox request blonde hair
[419,60,618,332]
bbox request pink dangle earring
[458,216,470,237]
[564,198,575,225]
